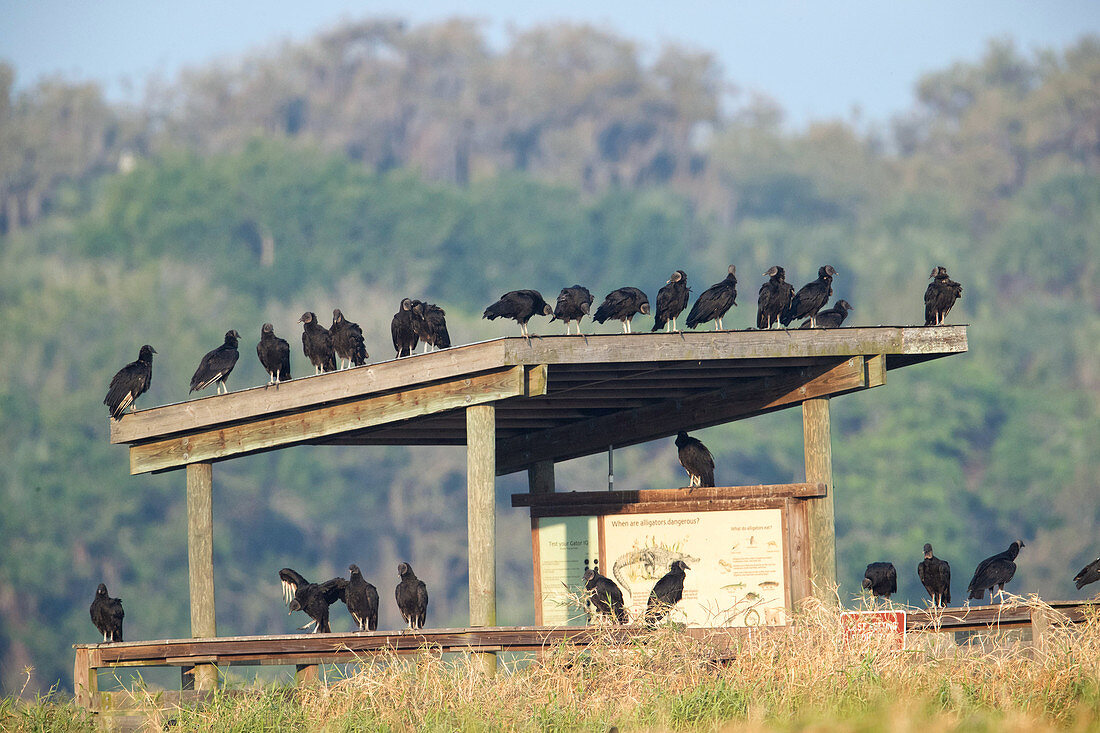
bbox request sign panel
[840,610,907,650]
[534,516,600,626]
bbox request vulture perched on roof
[104,345,156,419]
[686,265,738,331]
[1075,556,1100,591]
[917,543,951,607]
[782,266,837,328]
[411,300,451,352]
[862,562,897,599]
[395,562,428,631]
[584,568,628,624]
[346,564,380,632]
[551,285,594,335]
[645,560,690,626]
[90,583,124,643]
[279,567,348,633]
[924,266,963,326]
[189,330,240,395]
[675,432,715,488]
[652,271,690,333]
[330,309,368,369]
[757,266,794,330]
[299,312,337,374]
[391,298,420,358]
[483,290,553,337]
[967,540,1025,602]
[256,323,291,385]
[799,300,852,329]
[593,287,651,333]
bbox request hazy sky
[2,0,1097,127]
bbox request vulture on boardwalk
[675,432,715,488]
[551,285,594,335]
[299,312,337,374]
[1075,556,1100,591]
[90,583,124,643]
[256,323,291,384]
[104,345,155,419]
[652,271,690,332]
[799,300,852,329]
[782,266,837,328]
[189,330,240,395]
[686,265,738,331]
[391,298,420,358]
[967,541,1025,602]
[593,287,650,333]
[924,266,963,326]
[917,543,951,607]
[346,564,380,632]
[757,266,793,330]
[411,300,451,352]
[395,562,428,631]
[862,562,897,599]
[330,309,368,369]
[279,567,348,633]
[482,290,553,338]
[645,560,690,626]
[584,568,628,624]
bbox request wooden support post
[802,397,836,605]
[186,462,218,691]
[466,404,497,675]
[527,460,555,495]
[295,664,319,685]
[73,647,97,711]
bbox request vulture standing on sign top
[584,568,628,624]
[189,330,241,395]
[256,323,291,385]
[675,432,715,487]
[593,286,651,333]
[924,266,963,326]
[1075,556,1100,590]
[551,285,594,335]
[757,266,794,330]
[279,567,348,633]
[395,562,428,631]
[330,309,368,369]
[104,345,156,418]
[782,266,837,328]
[917,543,951,607]
[299,312,337,374]
[652,271,690,332]
[90,583,124,643]
[391,298,420,357]
[686,265,738,330]
[482,290,553,337]
[800,300,852,329]
[645,560,690,625]
[967,540,1025,602]
[862,562,897,600]
[346,564,380,632]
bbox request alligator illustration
[612,547,700,598]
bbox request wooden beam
[802,398,835,606]
[128,366,540,474]
[512,483,826,507]
[73,647,97,711]
[466,404,497,675]
[496,357,873,475]
[527,461,555,495]
[186,462,218,691]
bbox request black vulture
[482,290,553,337]
[862,562,897,599]
[256,323,291,385]
[799,300,852,329]
[644,560,690,626]
[279,567,348,633]
[967,540,1025,602]
[298,312,337,374]
[593,286,651,333]
[104,345,156,419]
[583,568,628,624]
[924,266,963,326]
[189,330,241,395]
[686,265,737,331]
[917,543,951,607]
[675,431,715,488]
[391,298,420,358]
[395,562,428,631]
[346,564,380,632]
[551,285,594,335]
[1075,557,1100,590]
[781,265,837,327]
[652,271,690,332]
[411,300,451,352]
[757,266,794,330]
[89,583,124,643]
[330,309,368,369]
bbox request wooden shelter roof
[110,326,967,476]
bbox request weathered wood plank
[803,398,836,605]
[128,367,533,474]
[466,404,498,674]
[73,647,97,711]
[186,462,218,691]
[512,483,826,508]
[529,498,787,518]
